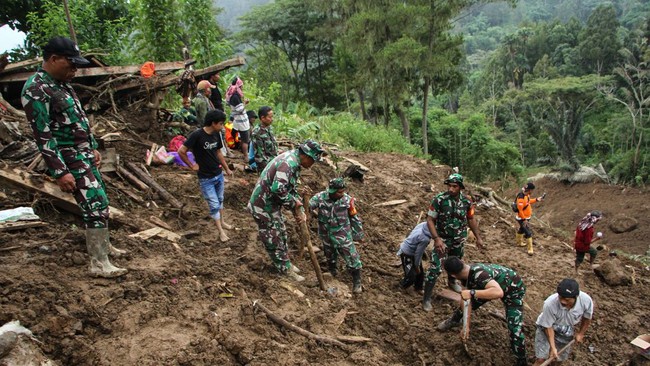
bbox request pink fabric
[168,135,186,152]
[225,77,244,104]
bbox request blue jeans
[199,173,225,220]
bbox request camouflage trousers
[452,285,526,360]
[252,210,291,273]
[318,226,362,270]
[424,238,465,284]
[71,162,109,229]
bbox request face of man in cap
[48,55,78,82]
[558,296,577,309]
[299,153,315,169]
[42,37,88,82]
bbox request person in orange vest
[515,182,545,255]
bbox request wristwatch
[470,290,476,299]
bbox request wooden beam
[0,61,187,83]
[0,57,43,74]
[0,167,127,222]
[113,56,246,93]
[0,221,48,232]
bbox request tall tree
[505,75,606,170]
[578,4,622,75]
[238,0,336,108]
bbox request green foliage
[578,4,622,75]
[26,0,131,64]
[424,109,523,183]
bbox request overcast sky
[0,26,27,54]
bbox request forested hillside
[1,0,649,184]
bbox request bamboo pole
[297,198,326,291]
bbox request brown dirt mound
[1,149,649,365]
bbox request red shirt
[574,226,594,252]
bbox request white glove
[596,232,603,238]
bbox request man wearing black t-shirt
[178,110,234,242]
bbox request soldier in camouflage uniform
[309,178,364,293]
[439,256,527,366]
[21,37,127,278]
[422,173,484,312]
[250,106,278,172]
[248,139,326,282]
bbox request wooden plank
[0,167,128,222]
[129,226,181,242]
[0,221,48,232]
[0,57,43,74]
[0,61,187,83]
[373,199,407,207]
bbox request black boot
[328,261,338,277]
[351,268,362,293]
[422,280,435,312]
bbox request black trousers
[399,254,424,291]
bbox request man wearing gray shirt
[397,222,431,292]
[534,278,594,365]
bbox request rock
[0,331,17,358]
[593,259,632,286]
[609,215,638,234]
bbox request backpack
[511,193,529,213]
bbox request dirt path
[1,150,648,365]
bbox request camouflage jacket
[21,68,98,178]
[192,93,214,125]
[251,124,278,167]
[465,263,525,306]
[309,191,364,241]
[427,191,474,240]
[248,150,302,220]
[173,106,198,125]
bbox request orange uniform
[516,193,538,220]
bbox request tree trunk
[394,103,410,141]
[383,94,389,127]
[358,90,368,121]
[422,77,431,156]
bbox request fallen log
[473,185,510,206]
[253,301,348,350]
[116,166,149,191]
[126,162,183,209]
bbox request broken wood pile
[0,53,246,243]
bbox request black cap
[43,37,90,66]
[524,182,536,191]
[557,278,579,298]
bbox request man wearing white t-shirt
[534,278,594,365]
